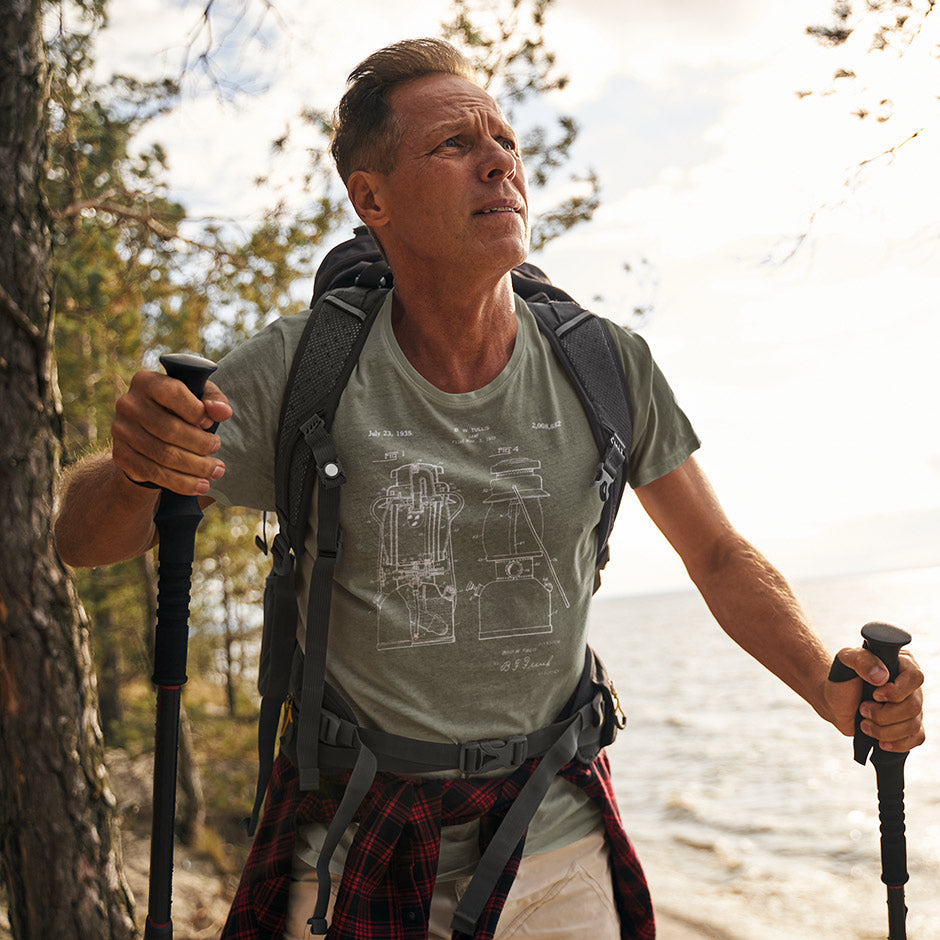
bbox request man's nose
[481,140,517,181]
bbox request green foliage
[45,0,342,741]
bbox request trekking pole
[831,621,912,940]
[145,353,217,940]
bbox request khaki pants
[284,825,620,939]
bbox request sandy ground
[2,858,741,940]
[2,895,736,940]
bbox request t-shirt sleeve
[206,314,308,510]
[606,322,701,489]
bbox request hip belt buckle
[459,735,528,774]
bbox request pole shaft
[146,687,181,933]
[144,352,217,940]
[887,886,907,940]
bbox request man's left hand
[824,647,925,752]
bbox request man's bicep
[634,456,741,576]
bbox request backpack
[247,227,633,933]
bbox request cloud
[545,0,828,98]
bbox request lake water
[590,566,940,939]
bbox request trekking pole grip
[861,621,910,684]
[152,353,218,688]
[159,352,218,402]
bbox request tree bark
[0,0,137,935]
[175,710,206,847]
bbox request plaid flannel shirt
[220,750,654,940]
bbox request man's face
[358,72,530,282]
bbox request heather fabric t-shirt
[208,291,700,876]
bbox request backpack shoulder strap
[527,301,633,585]
[279,285,388,792]
[275,286,387,548]
[248,285,387,829]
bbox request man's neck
[390,272,517,393]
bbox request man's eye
[499,138,517,152]
[441,137,460,148]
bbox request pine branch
[51,195,234,258]
[0,281,44,347]
[769,127,924,264]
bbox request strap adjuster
[316,525,344,562]
[458,735,528,774]
[592,431,626,500]
[300,414,347,488]
[318,710,355,748]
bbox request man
[55,38,924,940]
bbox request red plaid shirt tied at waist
[220,749,654,940]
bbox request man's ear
[347,171,389,228]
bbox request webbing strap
[297,442,345,792]
[308,739,378,935]
[246,696,286,834]
[450,711,587,935]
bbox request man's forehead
[391,73,509,129]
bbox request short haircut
[331,38,478,183]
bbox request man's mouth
[477,206,521,215]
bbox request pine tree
[0,0,137,934]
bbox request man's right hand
[112,369,233,496]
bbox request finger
[859,687,926,752]
[199,380,233,429]
[113,403,224,493]
[831,646,891,686]
[872,651,925,703]
[860,713,926,752]
[113,411,223,476]
[114,433,225,496]
[861,690,924,727]
[113,414,222,484]
[127,370,203,423]
[117,372,225,449]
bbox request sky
[90,0,940,595]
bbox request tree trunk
[0,1,137,936]
[175,710,206,847]
[222,576,238,718]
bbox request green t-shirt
[209,291,699,876]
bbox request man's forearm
[689,534,834,724]
[54,450,160,568]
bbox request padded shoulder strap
[271,285,387,792]
[528,301,633,577]
[275,287,387,548]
